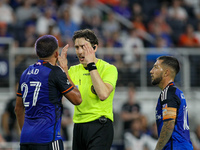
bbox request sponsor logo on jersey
[181,93,185,99]
[66,79,70,85]
[83,73,90,76]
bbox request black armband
[87,62,97,72]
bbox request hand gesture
[58,44,69,71]
[83,43,95,64]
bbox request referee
[60,29,118,150]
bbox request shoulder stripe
[57,65,65,73]
[161,86,169,101]
[17,93,22,95]
[61,85,73,94]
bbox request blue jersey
[155,82,193,150]
[17,60,74,144]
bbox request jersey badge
[91,85,97,95]
[66,79,70,85]
[181,93,185,99]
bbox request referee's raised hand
[83,42,96,64]
[58,44,69,72]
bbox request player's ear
[54,49,59,58]
[164,69,170,77]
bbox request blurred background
[1,0,200,149]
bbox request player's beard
[151,75,162,86]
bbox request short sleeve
[52,67,74,95]
[17,79,22,97]
[161,87,180,121]
[161,88,180,109]
[102,65,118,88]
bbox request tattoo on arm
[155,120,175,150]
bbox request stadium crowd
[1,0,200,86]
[1,0,200,149]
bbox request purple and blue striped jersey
[17,60,73,144]
[155,82,193,150]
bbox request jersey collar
[163,82,174,91]
[36,60,48,65]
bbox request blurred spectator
[168,0,188,22]
[130,3,147,22]
[61,106,73,141]
[36,7,56,36]
[104,37,121,65]
[154,36,169,48]
[58,7,79,45]
[178,24,200,47]
[34,0,50,12]
[123,117,155,150]
[15,54,37,81]
[112,0,131,19]
[146,122,158,150]
[0,22,12,54]
[0,134,6,150]
[0,0,15,25]
[105,30,123,49]
[120,83,141,132]
[148,11,172,35]
[15,22,38,47]
[58,0,83,26]
[179,24,200,86]
[98,0,120,7]
[0,22,11,38]
[47,23,63,47]
[191,124,200,150]
[123,28,144,71]
[9,0,22,10]
[140,115,150,134]
[194,22,200,44]
[15,0,40,25]
[183,0,200,19]
[148,23,173,47]
[89,15,103,38]
[81,0,102,27]
[159,3,170,21]
[132,14,147,39]
[1,82,19,142]
[132,14,147,33]
[102,11,121,39]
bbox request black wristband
[87,62,97,72]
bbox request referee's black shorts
[20,139,63,150]
[72,117,114,150]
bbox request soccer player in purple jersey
[150,56,193,150]
[15,35,82,150]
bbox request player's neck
[159,79,174,90]
[40,57,56,66]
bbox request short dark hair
[72,29,99,46]
[35,35,58,58]
[157,56,180,75]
